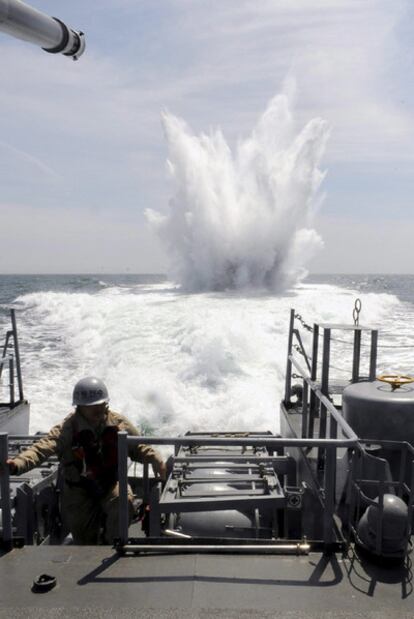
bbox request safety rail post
[301,380,308,439]
[143,461,150,502]
[317,328,331,474]
[9,357,15,407]
[323,445,336,549]
[284,309,295,404]
[117,431,129,545]
[376,466,385,556]
[347,450,360,541]
[10,310,24,402]
[0,433,13,548]
[369,330,378,381]
[320,328,331,403]
[328,397,338,509]
[149,484,161,537]
[309,323,319,439]
[352,328,362,383]
[397,445,407,499]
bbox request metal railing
[283,308,414,557]
[0,310,24,407]
[285,308,378,407]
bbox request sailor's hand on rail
[151,459,167,481]
[0,459,17,475]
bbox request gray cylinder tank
[343,380,414,443]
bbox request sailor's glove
[151,458,167,481]
[0,459,17,475]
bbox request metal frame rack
[116,429,358,554]
[0,433,60,550]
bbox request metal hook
[353,298,362,326]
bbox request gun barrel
[0,0,85,59]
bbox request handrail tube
[126,436,357,448]
[119,543,311,555]
[360,439,414,455]
[174,456,292,463]
[8,434,47,440]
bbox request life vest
[70,422,119,495]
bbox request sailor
[2,376,166,545]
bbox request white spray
[147,83,330,291]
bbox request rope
[319,335,354,346]
[377,343,414,349]
[295,310,414,349]
[294,313,313,332]
[316,331,414,349]
[293,344,305,356]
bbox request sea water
[0,273,413,435]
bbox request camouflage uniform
[13,409,163,544]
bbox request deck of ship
[0,545,412,618]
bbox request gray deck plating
[0,546,412,618]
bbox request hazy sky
[0,0,413,274]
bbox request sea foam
[11,283,403,435]
[147,83,330,291]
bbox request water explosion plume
[147,86,329,291]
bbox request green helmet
[72,376,109,406]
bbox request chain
[294,313,313,332]
[293,344,304,356]
[353,298,362,326]
[378,343,414,349]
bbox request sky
[0,0,413,275]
